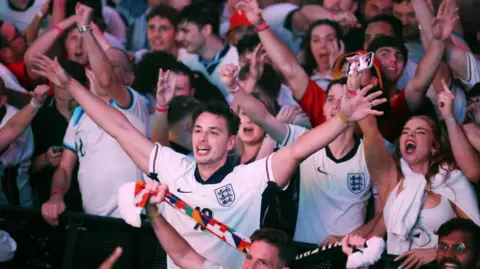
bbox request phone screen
[346,52,375,75]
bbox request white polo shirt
[145,143,277,269]
[63,87,148,217]
[279,124,372,244]
[460,52,480,90]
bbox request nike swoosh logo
[317,167,328,175]
[177,188,193,194]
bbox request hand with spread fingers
[328,40,345,70]
[220,64,239,90]
[395,248,436,269]
[31,54,71,88]
[248,43,267,81]
[276,105,299,124]
[431,0,459,41]
[156,69,176,108]
[340,84,387,123]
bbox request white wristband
[30,98,43,109]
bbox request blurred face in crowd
[176,21,208,54]
[322,0,358,13]
[363,21,394,49]
[106,49,135,86]
[171,72,194,96]
[237,109,265,146]
[324,83,346,120]
[0,22,27,65]
[242,241,287,269]
[310,24,340,71]
[147,16,177,53]
[64,29,89,66]
[363,0,393,20]
[375,46,405,83]
[435,230,478,269]
[468,95,480,124]
[400,117,438,167]
[192,112,236,166]
[228,26,256,46]
[393,0,419,41]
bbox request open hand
[328,40,345,70]
[276,105,299,124]
[156,69,175,108]
[431,0,459,41]
[395,248,436,269]
[436,79,455,121]
[340,84,386,122]
[248,43,267,81]
[220,64,239,89]
[31,54,71,88]
[236,0,263,26]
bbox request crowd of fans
[0,0,479,268]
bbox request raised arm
[31,54,153,174]
[74,4,131,107]
[220,64,288,142]
[0,85,49,152]
[237,0,310,101]
[24,15,77,81]
[403,6,457,110]
[25,0,51,46]
[437,80,480,182]
[146,183,205,269]
[151,69,175,146]
[272,84,387,188]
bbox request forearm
[51,0,66,25]
[445,118,480,181]
[25,15,44,47]
[151,111,170,147]
[446,45,469,81]
[148,206,205,269]
[352,212,383,237]
[369,215,387,238]
[406,39,445,110]
[297,5,332,32]
[51,166,71,195]
[411,0,435,42]
[4,103,40,138]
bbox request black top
[30,97,82,212]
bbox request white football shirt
[144,143,276,269]
[0,0,49,31]
[63,87,148,217]
[279,124,372,244]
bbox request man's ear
[227,135,236,151]
[125,72,135,86]
[201,24,213,37]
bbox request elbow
[98,71,114,90]
[463,169,480,183]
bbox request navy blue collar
[198,41,230,74]
[194,158,234,185]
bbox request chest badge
[347,173,366,194]
[214,184,235,207]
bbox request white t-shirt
[0,105,34,207]
[63,87,148,217]
[0,63,27,93]
[0,0,48,31]
[144,143,277,269]
[202,259,229,269]
[262,3,302,55]
[178,44,238,104]
[279,124,372,244]
[460,52,480,90]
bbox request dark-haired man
[177,1,239,103]
[38,51,385,268]
[435,218,480,269]
[362,0,394,20]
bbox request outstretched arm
[151,69,175,147]
[0,85,49,152]
[74,4,131,107]
[146,183,206,269]
[272,84,387,188]
[437,80,480,182]
[31,55,153,174]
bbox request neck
[198,157,227,181]
[170,46,179,58]
[10,0,29,9]
[198,36,223,60]
[240,142,262,164]
[168,131,192,151]
[316,63,331,75]
[327,127,355,159]
[408,160,430,175]
[384,80,398,99]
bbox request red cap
[226,10,254,36]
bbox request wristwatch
[78,24,92,33]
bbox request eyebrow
[193,125,221,131]
[403,127,429,132]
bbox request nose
[75,37,83,48]
[399,16,408,26]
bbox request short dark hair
[251,228,296,267]
[132,51,178,95]
[60,60,88,87]
[178,1,220,35]
[191,100,240,136]
[238,63,281,101]
[146,4,179,28]
[170,61,196,90]
[303,20,343,76]
[393,0,410,3]
[366,14,404,41]
[168,95,200,125]
[437,218,480,251]
[367,35,408,67]
[326,77,348,95]
[236,33,261,57]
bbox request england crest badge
[347,173,366,194]
[214,184,235,207]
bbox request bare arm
[147,205,205,269]
[24,15,77,81]
[151,70,175,147]
[25,13,46,47]
[76,5,131,108]
[50,149,77,195]
[51,0,66,26]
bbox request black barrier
[0,205,438,269]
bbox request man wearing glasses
[435,218,480,269]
